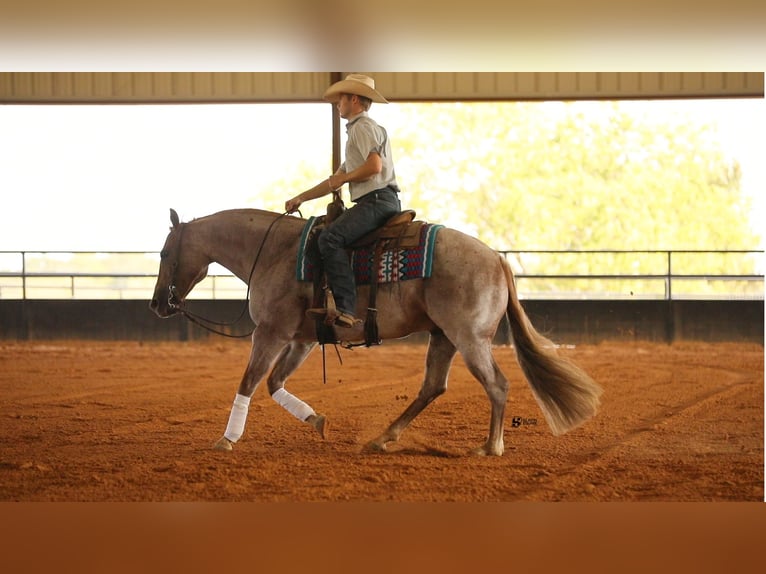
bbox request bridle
[165,211,293,338]
[166,209,342,384]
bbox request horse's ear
[170,208,180,228]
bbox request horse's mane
[190,208,287,223]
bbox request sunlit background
[1,99,763,252]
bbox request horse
[150,207,602,456]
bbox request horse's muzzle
[149,285,182,318]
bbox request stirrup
[335,312,362,328]
[306,308,360,328]
[306,307,338,325]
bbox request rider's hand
[328,173,345,191]
[285,196,302,213]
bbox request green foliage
[390,101,757,253]
[260,101,762,297]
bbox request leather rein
[166,211,293,338]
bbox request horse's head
[150,209,210,318]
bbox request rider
[285,74,402,328]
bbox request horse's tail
[499,255,603,435]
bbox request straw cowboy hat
[323,74,389,104]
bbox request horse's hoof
[362,441,387,454]
[213,436,233,451]
[470,445,502,456]
[307,414,329,440]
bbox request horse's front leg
[213,330,290,451]
[214,338,321,451]
[266,341,328,439]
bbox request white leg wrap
[224,393,251,443]
[272,388,315,421]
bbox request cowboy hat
[323,74,388,104]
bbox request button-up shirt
[340,112,399,202]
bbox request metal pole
[666,251,672,300]
[666,251,674,343]
[21,251,27,300]
[330,72,342,172]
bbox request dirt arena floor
[0,339,762,501]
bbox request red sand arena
[0,339,762,501]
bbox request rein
[167,208,345,386]
[168,211,293,339]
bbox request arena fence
[1,249,763,301]
[0,250,763,343]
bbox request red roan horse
[150,208,602,456]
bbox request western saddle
[309,201,423,347]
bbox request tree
[390,101,760,297]
[262,100,761,297]
[390,101,757,252]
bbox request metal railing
[0,249,763,301]
[499,249,764,300]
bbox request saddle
[309,198,422,348]
[349,210,422,250]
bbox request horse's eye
[160,250,169,259]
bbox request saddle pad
[296,216,444,285]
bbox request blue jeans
[318,187,401,315]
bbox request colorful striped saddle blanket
[296,216,443,285]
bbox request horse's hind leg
[365,330,456,452]
[458,339,509,456]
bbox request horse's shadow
[361,442,462,458]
